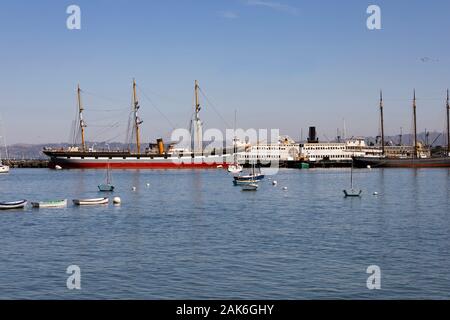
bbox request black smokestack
[308,126,319,143]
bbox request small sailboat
[343,160,362,197]
[0,200,27,210]
[31,199,68,208]
[73,197,109,206]
[233,162,264,184]
[242,183,259,191]
[0,131,9,174]
[98,162,114,192]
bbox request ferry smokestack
[157,138,165,154]
[308,127,319,143]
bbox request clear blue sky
[0,0,449,144]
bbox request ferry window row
[303,146,345,150]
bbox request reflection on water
[0,168,449,299]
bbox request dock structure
[2,159,49,168]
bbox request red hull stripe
[50,162,226,169]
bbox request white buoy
[283,187,288,191]
[367,165,372,169]
[132,186,136,191]
[113,197,121,205]
[146,183,150,187]
[272,180,278,186]
[373,192,378,196]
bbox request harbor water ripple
[0,168,450,299]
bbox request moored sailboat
[98,162,114,192]
[343,160,362,197]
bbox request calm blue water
[0,168,449,299]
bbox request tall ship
[43,80,241,169]
[353,90,450,168]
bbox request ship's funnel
[157,138,165,154]
[308,127,319,143]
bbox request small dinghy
[31,199,67,208]
[0,199,27,210]
[0,165,9,174]
[242,183,259,191]
[73,197,109,206]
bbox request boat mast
[350,161,353,189]
[77,84,86,151]
[447,89,450,156]
[132,79,142,154]
[191,80,203,153]
[379,90,385,155]
[195,80,200,121]
[413,90,418,158]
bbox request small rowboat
[242,183,259,191]
[31,199,68,208]
[73,197,109,206]
[0,199,27,210]
[233,179,259,186]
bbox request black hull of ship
[353,156,450,168]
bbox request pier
[2,159,49,168]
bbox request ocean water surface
[0,168,449,299]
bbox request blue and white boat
[233,163,264,185]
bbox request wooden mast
[379,90,385,155]
[132,79,142,154]
[447,89,450,156]
[195,80,200,121]
[191,80,203,154]
[77,84,86,151]
[413,89,418,158]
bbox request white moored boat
[0,200,27,210]
[31,199,68,208]
[0,165,9,173]
[73,197,109,206]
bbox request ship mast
[195,80,200,121]
[132,79,142,154]
[77,84,86,151]
[379,90,385,155]
[413,90,418,158]
[447,89,450,156]
[191,80,203,153]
